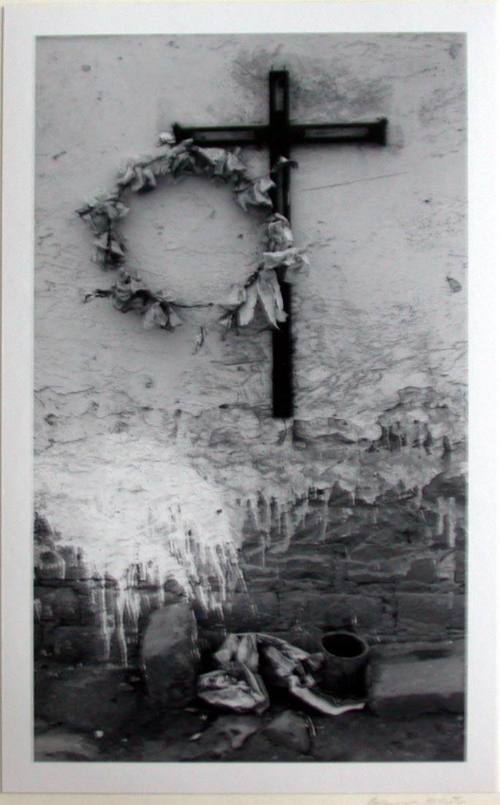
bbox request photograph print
[34,32,467,764]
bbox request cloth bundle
[197,632,365,717]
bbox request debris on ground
[197,632,366,716]
[197,665,269,714]
[35,728,100,761]
[201,714,261,757]
[265,710,312,754]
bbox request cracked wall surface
[35,34,466,660]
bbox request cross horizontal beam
[173,119,388,148]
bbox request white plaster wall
[35,34,466,581]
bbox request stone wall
[35,407,466,666]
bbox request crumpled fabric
[197,633,365,717]
[197,667,269,715]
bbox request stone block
[272,592,385,634]
[455,551,466,586]
[76,584,107,626]
[321,595,385,632]
[368,651,465,717]
[36,549,65,582]
[34,622,43,656]
[53,625,110,663]
[61,550,94,581]
[239,564,279,586]
[270,556,331,583]
[350,542,411,563]
[422,472,466,504]
[347,561,406,584]
[450,595,465,631]
[48,587,81,625]
[34,588,58,622]
[138,589,164,620]
[396,593,452,637]
[405,558,437,584]
[222,592,280,631]
[328,484,357,507]
[41,622,59,653]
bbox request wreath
[77,132,308,334]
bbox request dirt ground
[35,663,464,764]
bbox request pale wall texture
[34,34,466,661]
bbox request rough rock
[396,593,452,637]
[141,602,200,708]
[368,651,465,717]
[265,710,312,754]
[200,714,260,757]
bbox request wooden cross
[174,70,387,419]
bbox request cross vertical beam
[268,71,293,419]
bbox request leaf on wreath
[284,252,310,281]
[270,155,299,176]
[109,239,125,257]
[262,247,304,271]
[128,166,143,191]
[170,139,194,155]
[151,157,173,177]
[93,232,110,251]
[170,151,196,176]
[235,177,275,212]
[224,150,249,184]
[141,167,157,189]
[236,281,258,326]
[88,211,111,235]
[193,326,206,353]
[268,270,287,322]
[167,305,183,329]
[111,269,134,308]
[158,131,176,145]
[219,310,235,331]
[191,146,228,176]
[265,213,294,251]
[116,163,137,188]
[256,273,281,329]
[143,301,168,330]
[224,283,247,309]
